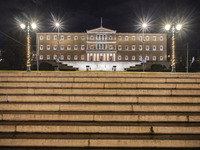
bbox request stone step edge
[0,125,200,134]
[0,139,199,147]
[1,114,199,122]
[0,104,200,112]
[1,95,200,103]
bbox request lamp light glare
[165,24,171,31]
[55,22,60,27]
[31,23,37,29]
[142,23,147,28]
[20,23,26,29]
[176,24,182,30]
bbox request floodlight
[165,24,171,31]
[176,24,182,30]
[55,22,60,27]
[20,23,26,29]
[142,23,147,28]
[31,22,37,29]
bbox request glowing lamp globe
[20,23,26,29]
[142,23,147,28]
[165,24,171,31]
[31,23,37,29]
[176,24,182,30]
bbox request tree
[1,31,26,70]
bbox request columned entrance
[87,52,116,62]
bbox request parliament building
[36,26,167,71]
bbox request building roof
[87,26,116,34]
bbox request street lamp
[142,23,147,72]
[55,22,60,71]
[20,22,37,72]
[165,23,182,73]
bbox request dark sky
[0,0,200,51]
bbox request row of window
[39,55,85,60]
[118,45,164,51]
[118,55,163,61]
[39,55,163,61]
[40,35,85,41]
[40,45,164,51]
[40,45,85,50]
[39,35,164,41]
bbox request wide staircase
[0,71,200,149]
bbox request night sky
[0,0,200,52]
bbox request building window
[146,36,149,41]
[118,45,122,50]
[139,56,142,61]
[109,36,113,40]
[153,45,156,51]
[104,35,106,40]
[100,56,103,61]
[47,35,50,40]
[61,45,64,50]
[81,45,85,50]
[61,55,64,60]
[125,55,128,60]
[68,36,71,40]
[90,36,94,40]
[47,45,50,50]
[53,55,57,60]
[125,36,128,41]
[132,45,135,51]
[125,45,129,51]
[153,36,156,41]
[118,36,122,40]
[146,45,149,51]
[74,55,78,60]
[100,35,103,40]
[153,56,156,61]
[90,45,94,49]
[40,36,43,40]
[67,55,71,60]
[39,55,43,60]
[109,45,113,50]
[74,36,78,40]
[139,45,142,51]
[160,56,163,61]
[97,35,99,40]
[160,45,163,51]
[132,56,135,60]
[74,45,78,50]
[47,55,50,60]
[146,56,149,61]
[81,36,85,40]
[132,36,135,41]
[54,35,57,40]
[54,45,57,50]
[61,35,64,40]
[160,36,163,41]
[81,55,84,60]
[118,55,121,60]
[139,36,142,41]
[40,45,43,50]
[67,45,71,50]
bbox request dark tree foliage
[39,62,54,71]
[151,64,166,72]
[0,31,26,70]
[190,61,200,72]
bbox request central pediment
[87,27,116,34]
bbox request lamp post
[55,22,60,71]
[165,24,182,73]
[20,22,37,72]
[142,23,147,72]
